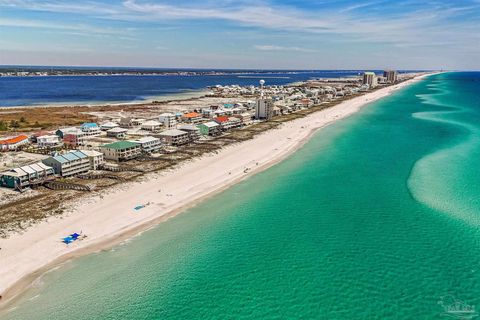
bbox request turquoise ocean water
[3,72,480,319]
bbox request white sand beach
[0,74,429,309]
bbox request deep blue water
[0,70,396,107]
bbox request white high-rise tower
[255,79,273,120]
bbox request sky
[0,0,479,70]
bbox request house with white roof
[0,162,55,190]
[129,136,162,153]
[107,127,129,139]
[37,135,62,148]
[157,129,190,146]
[141,120,162,132]
[80,150,105,170]
[158,113,177,128]
[177,124,200,141]
[100,122,120,131]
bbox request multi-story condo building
[383,70,398,83]
[362,72,378,88]
[100,141,141,161]
[255,98,274,120]
[157,129,190,146]
[129,136,162,153]
[42,150,90,177]
[159,113,177,128]
[80,150,105,170]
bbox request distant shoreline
[0,70,318,78]
[0,73,433,314]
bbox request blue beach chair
[70,233,81,240]
[62,237,73,244]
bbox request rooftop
[81,122,99,128]
[201,121,220,128]
[1,162,53,177]
[50,150,87,163]
[178,124,199,131]
[142,120,162,126]
[102,141,140,150]
[101,122,119,127]
[131,136,160,144]
[80,149,103,157]
[0,135,29,145]
[183,112,201,118]
[214,116,229,123]
[159,129,188,137]
[107,127,128,133]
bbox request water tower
[259,79,265,98]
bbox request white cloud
[0,18,125,35]
[1,0,479,48]
[254,45,315,53]
[0,0,479,68]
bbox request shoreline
[0,74,430,313]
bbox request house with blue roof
[42,150,90,177]
[80,122,101,137]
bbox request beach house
[56,127,86,147]
[158,129,190,146]
[106,127,128,139]
[182,112,202,123]
[80,150,105,170]
[0,135,30,151]
[177,124,201,141]
[42,150,90,177]
[213,116,242,131]
[119,117,135,128]
[31,131,52,143]
[63,132,86,147]
[159,113,177,128]
[231,113,253,125]
[80,122,101,137]
[201,109,215,118]
[129,136,162,153]
[37,135,62,148]
[100,121,120,131]
[141,120,162,132]
[0,162,55,190]
[198,121,221,136]
[100,141,141,161]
